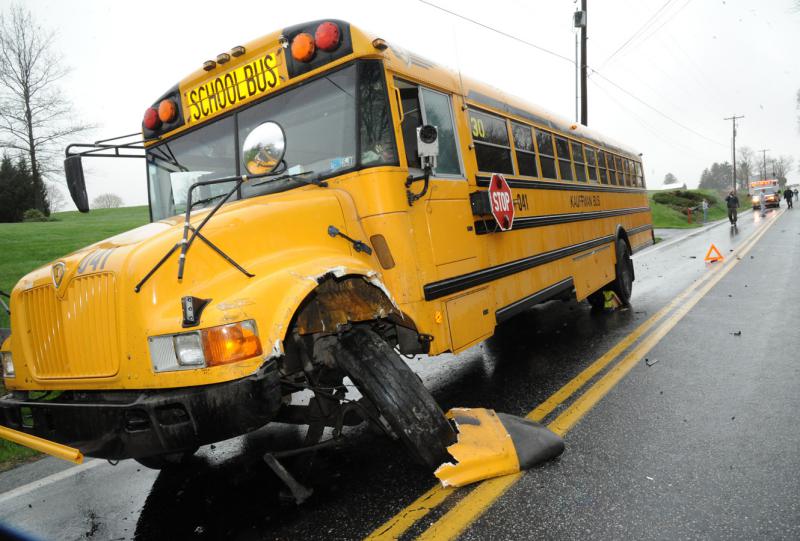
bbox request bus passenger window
[635,161,645,188]
[585,147,598,183]
[617,158,631,186]
[626,160,636,187]
[421,88,461,176]
[512,122,537,177]
[571,142,587,182]
[469,109,513,175]
[535,129,557,179]
[555,137,573,181]
[597,150,608,184]
[606,153,617,185]
[615,156,625,185]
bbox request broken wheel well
[290,273,426,355]
[615,225,632,254]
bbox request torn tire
[335,326,456,470]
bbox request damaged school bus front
[0,181,391,461]
[0,21,424,465]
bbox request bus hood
[7,188,376,389]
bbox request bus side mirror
[417,124,439,162]
[64,155,90,213]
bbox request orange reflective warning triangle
[704,243,724,262]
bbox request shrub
[652,190,721,215]
[22,209,48,222]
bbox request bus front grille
[20,273,120,379]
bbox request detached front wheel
[612,239,634,304]
[334,327,456,470]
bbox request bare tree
[736,146,754,191]
[46,182,68,212]
[0,5,91,213]
[769,155,794,188]
[92,193,123,209]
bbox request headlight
[174,333,205,367]
[1,352,15,378]
[148,320,262,373]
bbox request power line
[417,0,728,148]
[418,0,575,65]
[589,69,727,147]
[600,0,677,69]
[635,0,695,50]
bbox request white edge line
[0,459,105,506]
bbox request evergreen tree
[0,155,36,222]
[0,154,17,222]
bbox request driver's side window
[395,79,463,178]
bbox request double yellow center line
[368,213,780,541]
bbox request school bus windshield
[146,61,395,221]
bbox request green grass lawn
[0,207,149,467]
[648,189,746,229]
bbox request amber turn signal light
[291,32,316,62]
[201,321,262,367]
[157,99,177,123]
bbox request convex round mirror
[242,121,286,175]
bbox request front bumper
[0,360,281,460]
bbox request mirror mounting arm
[405,163,432,206]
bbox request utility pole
[759,148,770,180]
[580,0,588,126]
[724,115,743,193]
[573,5,587,124]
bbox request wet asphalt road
[1,206,797,540]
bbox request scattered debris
[646,476,654,481]
[645,358,659,367]
[728,294,732,297]
[750,255,754,259]
[731,416,736,421]
[730,331,742,336]
[689,256,697,259]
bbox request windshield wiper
[134,167,332,293]
[251,170,326,188]
[189,193,230,210]
[134,173,270,292]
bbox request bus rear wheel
[612,239,634,304]
[334,326,456,470]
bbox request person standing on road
[701,198,709,223]
[784,187,794,209]
[794,188,798,201]
[759,191,767,217]
[725,191,739,225]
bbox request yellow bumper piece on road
[0,425,83,464]
[434,408,564,488]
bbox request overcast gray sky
[4,0,799,209]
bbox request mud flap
[434,408,564,488]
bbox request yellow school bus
[0,20,652,470]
